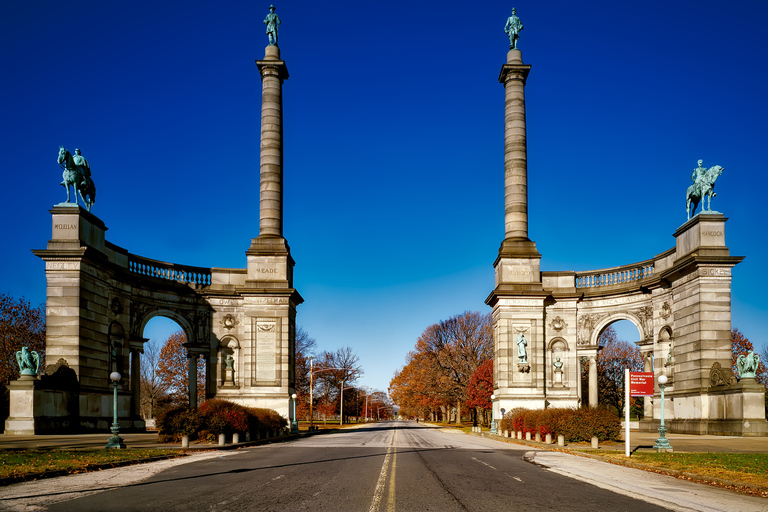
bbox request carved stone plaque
[253,318,280,385]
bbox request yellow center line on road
[387,428,397,512]
[368,424,398,512]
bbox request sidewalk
[0,432,289,451]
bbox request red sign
[629,372,654,396]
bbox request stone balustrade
[574,259,654,289]
[128,254,212,286]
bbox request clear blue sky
[2,1,766,394]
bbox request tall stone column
[129,340,145,419]
[588,355,598,407]
[188,353,198,409]
[499,49,532,241]
[256,45,289,237]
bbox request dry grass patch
[594,452,768,492]
[0,449,183,480]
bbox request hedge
[499,407,621,442]
[157,399,288,443]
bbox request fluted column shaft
[500,51,531,240]
[257,46,288,237]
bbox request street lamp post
[105,372,126,449]
[490,394,497,434]
[653,374,673,452]
[309,357,314,431]
[291,393,298,434]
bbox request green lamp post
[105,371,126,449]
[653,374,672,452]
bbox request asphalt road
[3,421,766,511]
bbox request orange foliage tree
[465,359,493,426]
[390,311,492,423]
[157,330,205,407]
[597,325,642,415]
[1,294,46,420]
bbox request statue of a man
[504,8,524,50]
[264,5,280,46]
[690,159,706,194]
[517,332,527,363]
[72,148,90,177]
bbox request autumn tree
[1,294,46,420]
[415,311,493,423]
[596,325,642,415]
[1,294,46,384]
[731,328,768,386]
[465,359,493,426]
[140,339,169,419]
[315,346,362,423]
[156,330,205,407]
[390,349,456,421]
[294,326,316,420]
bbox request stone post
[499,49,532,241]
[256,45,289,237]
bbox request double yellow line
[368,427,398,512]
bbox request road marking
[471,456,497,471]
[387,429,398,512]
[369,425,397,512]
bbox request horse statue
[57,146,96,211]
[686,164,723,220]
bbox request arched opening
[140,316,205,421]
[582,319,644,417]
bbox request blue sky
[1,1,766,394]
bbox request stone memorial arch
[4,42,299,434]
[488,32,766,435]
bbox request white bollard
[591,436,599,449]
[181,435,189,448]
[233,432,240,444]
[219,433,226,446]
[558,434,565,446]
[545,433,552,444]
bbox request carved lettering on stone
[254,318,280,384]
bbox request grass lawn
[0,449,184,481]
[592,451,768,493]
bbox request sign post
[625,371,654,456]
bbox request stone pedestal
[4,376,38,435]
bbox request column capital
[255,59,289,81]
[499,63,531,85]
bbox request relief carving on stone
[221,313,238,330]
[709,362,737,387]
[577,314,607,345]
[129,301,152,338]
[660,302,672,320]
[629,306,654,340]
[550,316,566,332]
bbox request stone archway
[5,204,301,434]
